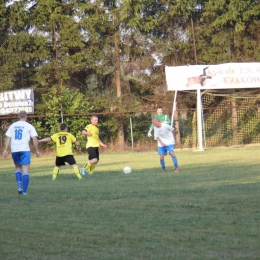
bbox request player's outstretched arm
[74,141,80,146]
[38,137,52,143]
[32,136,40,157]
[148,123,154,137]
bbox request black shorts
[55,155,76,166]
[87,147,99,161]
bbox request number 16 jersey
[5,120,38,152]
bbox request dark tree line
[0,0,259,147]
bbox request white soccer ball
[123,166,132,174]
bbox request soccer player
[38,123,83,180]
[80,115,107,175]
[148,106,171,138]
[3,110,40,195]
[152,117,179,173]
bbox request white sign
[165,62,260,91]
[0,89,34,115]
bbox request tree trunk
[115,31,125,150]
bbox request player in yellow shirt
[38,123,83,180]
[80,115,107,175]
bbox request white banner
[0,88,34,115]
[165,62,260,91]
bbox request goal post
[165,63,260,150]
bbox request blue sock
[172,156,179,169]
[160,160,166,170]
[22,174,30,194]
[15,171,22,190]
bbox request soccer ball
[123,166,132,174]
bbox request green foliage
[123,113,152,144]
[32,85,92,150]
[198,0,260,63]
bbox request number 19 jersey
[51,131,76,157]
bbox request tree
[0,0,46,91]
[198,0,260,63]
[75,0,164,149]
[33,85,92,149]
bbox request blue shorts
[158,144,174,155]
[12,151,31,165]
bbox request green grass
[1,147,260,260]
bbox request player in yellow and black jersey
[80,115,107,175]
[38,123,83,180]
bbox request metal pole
[171,90,178,127]
[130,117,134,152]
[201,102,206,148]
[197,88,204,150]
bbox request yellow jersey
[51,131,76,157]
[84,124,99,148]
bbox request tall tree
[30,0,86,91]
[0,0,45,91]
[75,0,163,149]
[198,0,260,63]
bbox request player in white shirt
[152,117,179,173]
[3,111,40,195]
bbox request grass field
[1,146,260,260]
